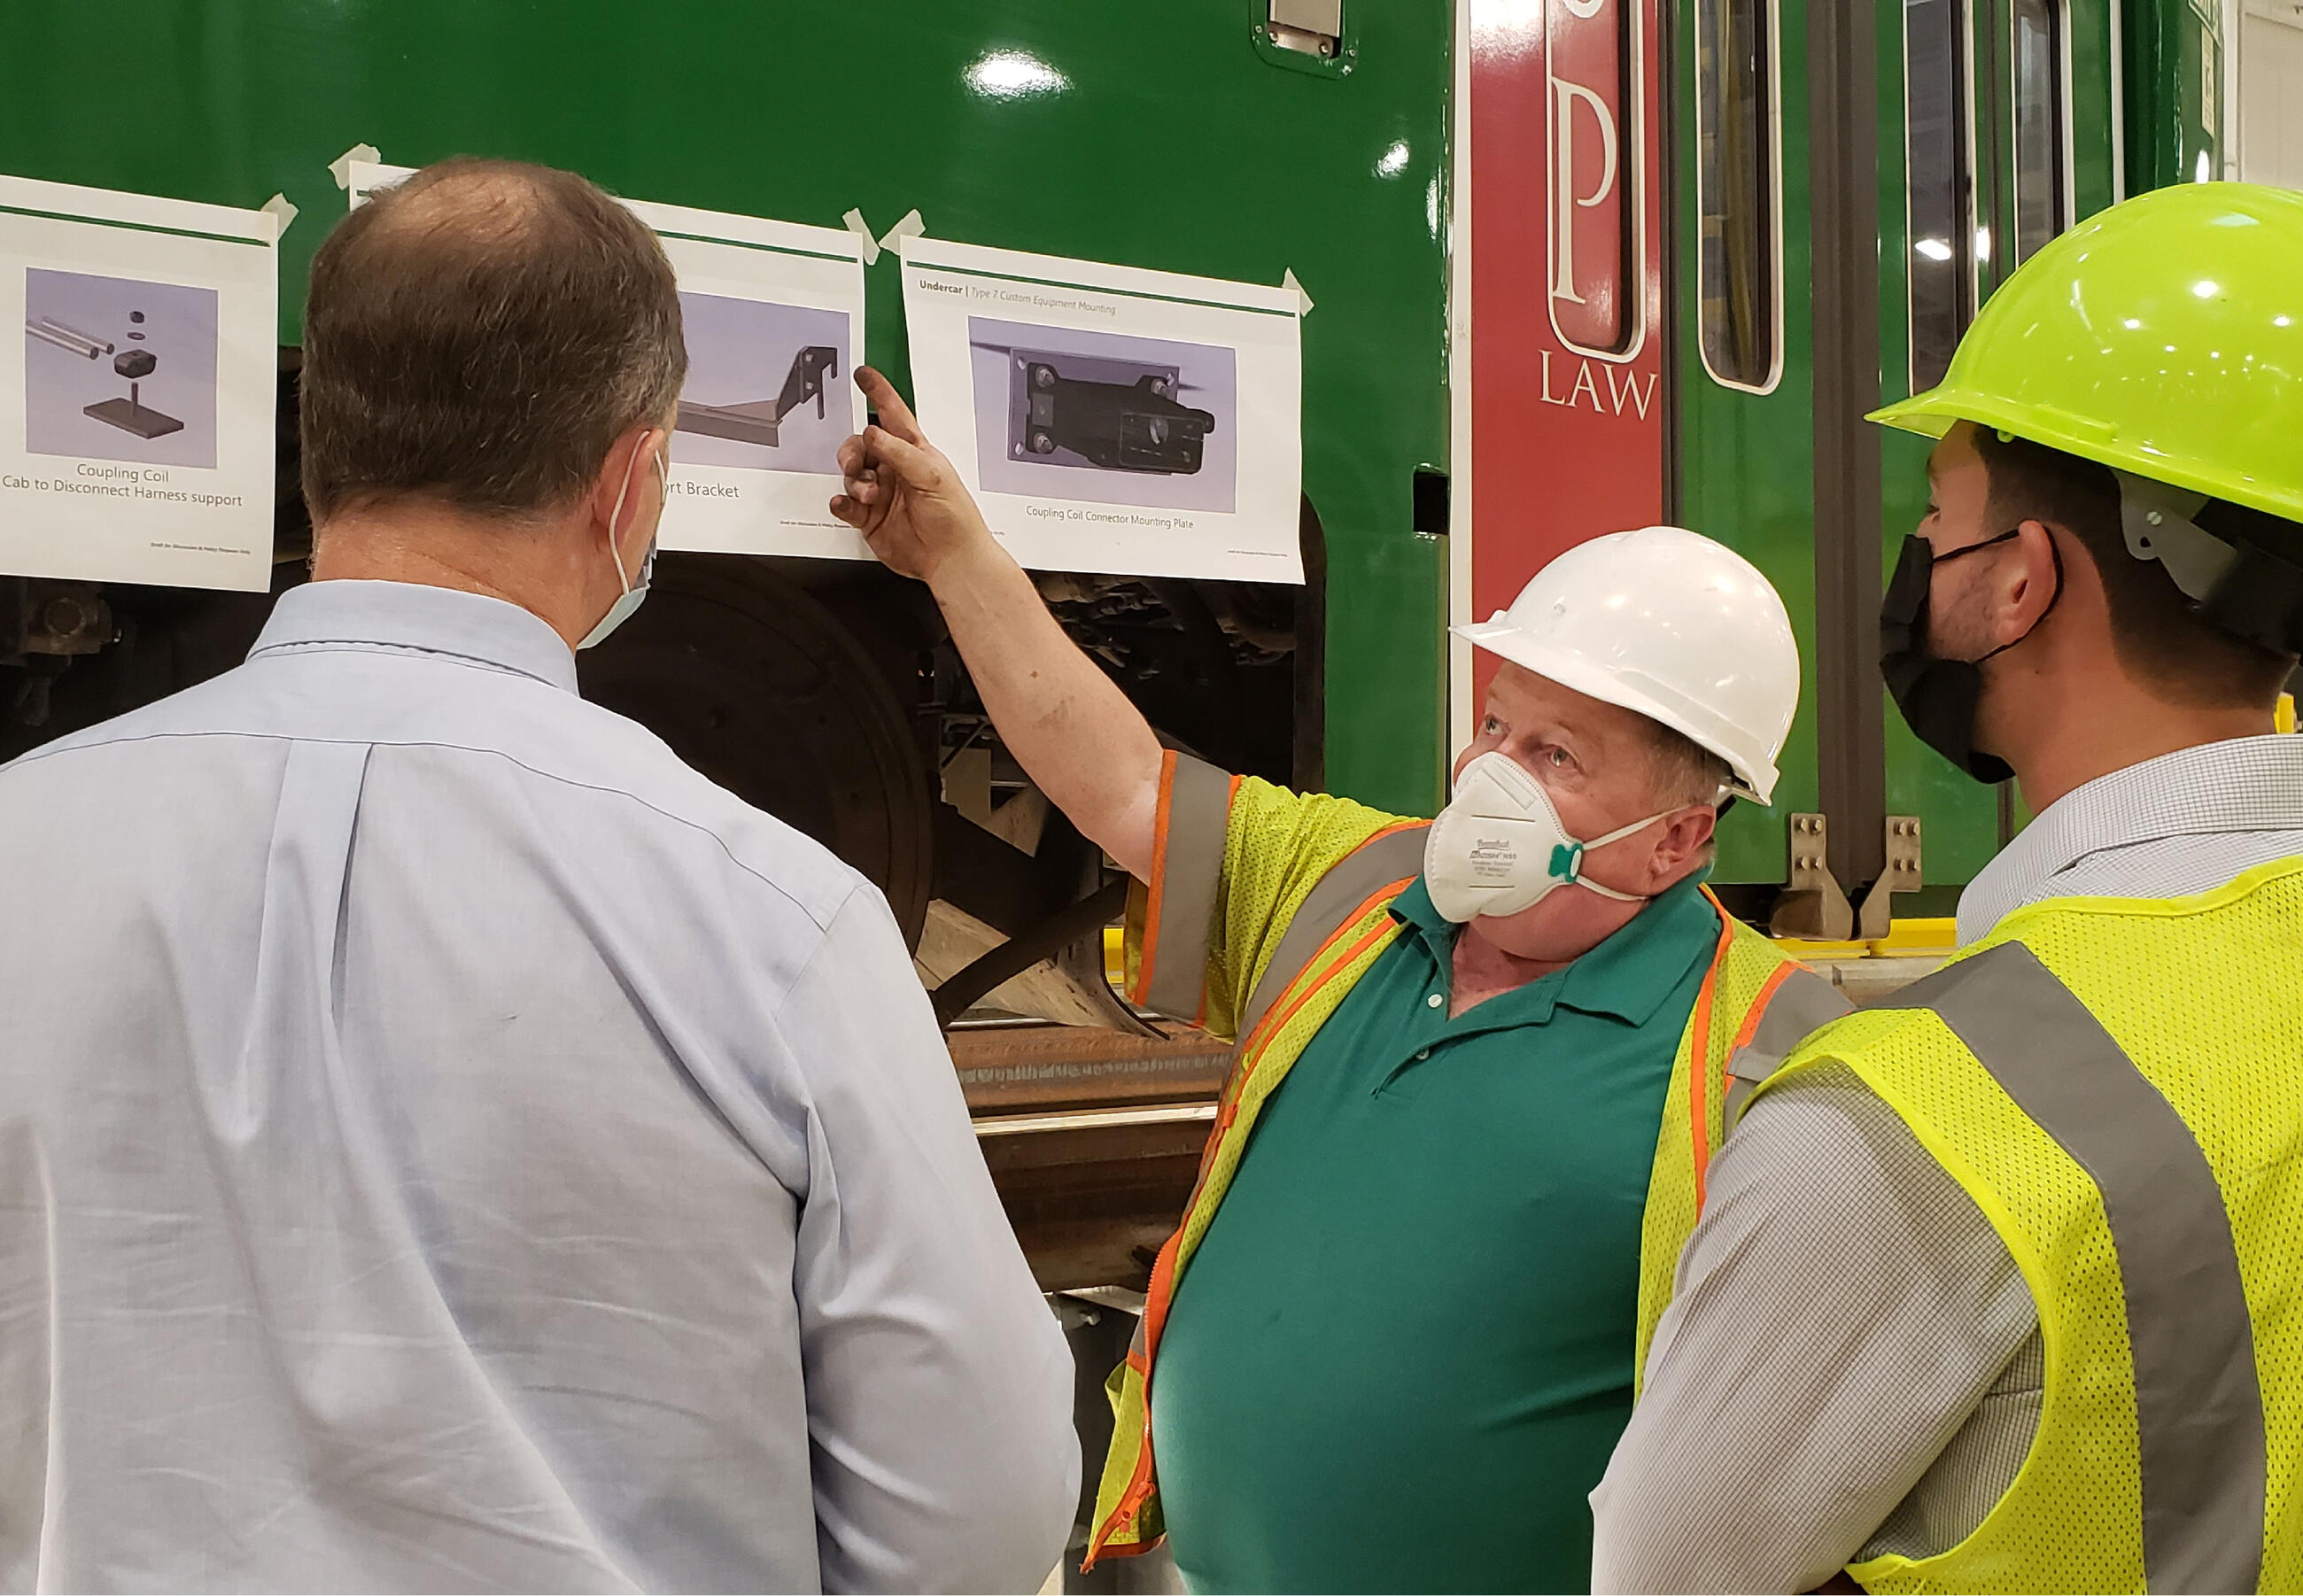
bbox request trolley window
[1696,0,1780,391]
[2011,0,2068,266]
[1905,0,1972,392]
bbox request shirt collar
[247,580,580,693]
[1392,867,1720,1027]
[1958,733,2303,941]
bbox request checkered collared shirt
[1593,733,2303,1593]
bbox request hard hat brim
[1870,384,2303,529]
[1454,617,1780,805]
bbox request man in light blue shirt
[0,158,1075,1592]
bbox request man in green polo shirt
[830,369,1842,1592]
[1148,852,1726,1591]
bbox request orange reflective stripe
[1086,1228,1183,1565]
[1144,894,1407,1362]
[1144,877,1413,1375]
[1236,882,1415,1064]
[1694,956,1796,1213]
[1128,751,1181,1005]
[1684,917,1734,1212]
[1730,961,1799,1056]
[1191,775,1244,1027]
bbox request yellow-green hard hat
[1870,182,2303,527]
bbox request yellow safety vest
[1085,780,1849,1566]
[1756,854,2303,1593]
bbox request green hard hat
[1870,182,2303,526]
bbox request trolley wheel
[577,554,934,949]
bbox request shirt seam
[2048,822,2303,878]
[776,880,875,1023]
[1,725,848,929]
[247,637,573,690]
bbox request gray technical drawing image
[676,345,838,448]
[1009,353,1214,475]
[84,347,184,440]
[968,317,1237,515]
[670,292,852,474]
[23,267,218,469]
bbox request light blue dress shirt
[0,579,1077,1594]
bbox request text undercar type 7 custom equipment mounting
[674,345,840,449]
[1010,353,1217,476]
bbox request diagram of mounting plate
[1006,351,1216,476]
[84,394,182,438]
[676,345,838,449]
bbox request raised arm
[832,368,1165,880]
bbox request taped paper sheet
[899,235,1304,583]
[0,173,279,592]
[349,162,869,561]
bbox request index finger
[854,366,928,448]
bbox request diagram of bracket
[675,345,839,449]
[1008,353,1216,476]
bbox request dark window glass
[1906,0,1971,391]
[2012,0,2067,266]
[1697,0,1776,388]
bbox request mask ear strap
[1580,809,1678,851]
[1974,530,2065,665]
[603,429,663,594]
[1557,808,1678,901]
[1574,874,1648,903]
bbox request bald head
[300,157,686,524]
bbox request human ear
[1649,804,1718,883]
[590,425,663,561]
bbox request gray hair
[301,157,687,523]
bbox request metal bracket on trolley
[1770,812,1854,940]
[1770,812,1925,942]
[1856,816,1923,941]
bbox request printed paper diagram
[971,320,1236,513]
[349,162,870,561]
[672,293,850,475]
[0,174,278,592]
[25,268,219,467]
[902,236,1301,583]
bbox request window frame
[1902,0,1979,395]
[1693,0,1787,395]
[2007,0,2078,269]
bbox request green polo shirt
[1148,871,1720,1594]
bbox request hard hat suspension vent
[2119,470,2303,657]
[2195,499,2303,657]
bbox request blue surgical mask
[579,438,669,650]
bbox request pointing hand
[831,368,994,584]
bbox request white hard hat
[1454,526,1800,804]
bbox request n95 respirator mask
[1422,751,1672,924]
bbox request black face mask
[1878,529,2061,786]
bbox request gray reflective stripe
[1139,755,1236,1019]
[1237,825,1430,1043]
[1902,941,2266,1594]
[1721,966,1854,1130]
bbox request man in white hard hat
[832,367,1847,1592]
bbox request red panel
[1469,0,1666,700]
